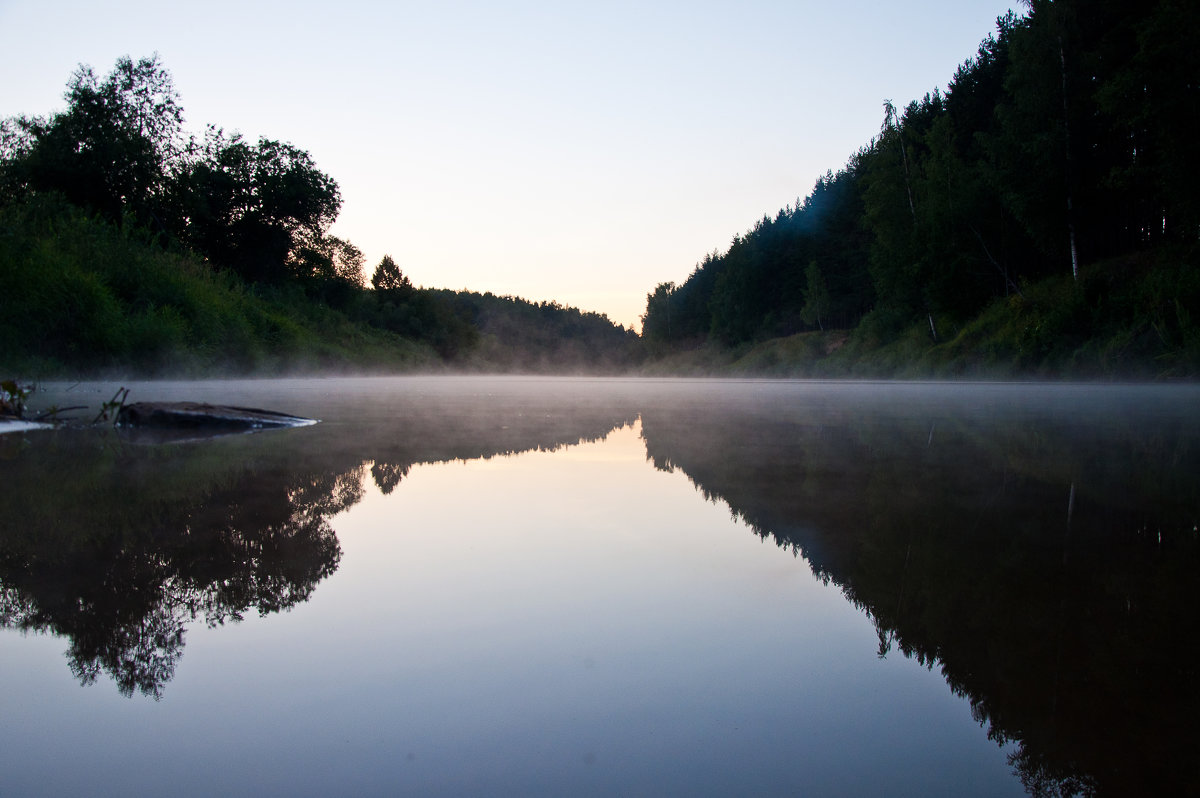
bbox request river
[2,377,1197,796]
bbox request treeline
[356,283,640,370]
[641,0,1199,372]
[0,56,638,375]
[428,291,640,372]
[0,196,433,374]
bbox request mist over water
[2,377,1197,796]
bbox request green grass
[4,196,1195,381]
[0,198,440,377]
[934,251,1200,379]
[640,249,1200,380]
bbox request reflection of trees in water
[640,395,1200,798]
[65,581,188,699]
[0,459,349,699]
[1,397,638,699]
[371,462,410,494]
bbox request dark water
[2,377,1198,797]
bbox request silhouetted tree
[0,54,183,228]
[169,129,341,284]
[371,254,413,295]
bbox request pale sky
[1,0,1014,330]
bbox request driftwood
[2,400,318,441]
[116,402,317,432]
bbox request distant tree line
[430,291,640,370]
[641,0,1199,348]
[0,55,638,372]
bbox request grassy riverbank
[639,249,1200,380]
[0,199,439,377]
[0,199,638,378]
[3,198,1195,381]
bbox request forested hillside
[641,0,1199,377]
[4,0,1196,380]
[0,56,638,376]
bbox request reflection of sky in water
[1,417,1020,796]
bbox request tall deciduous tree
[171,130,341,283]
[1,54,183,227]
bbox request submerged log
[116,402,318,432]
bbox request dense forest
[0,57,638,375]
[2,0,1196,378]
[640,0,1199,377]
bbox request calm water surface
[2,377,1198,797]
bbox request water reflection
[2,378,1197,796]
[0,429,349,698]
[638,383,1200,797]
[0,382,640,699]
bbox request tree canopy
[1,55,345,289]
[170,130,342,284]
[641,0,1200,350]
[0,54,183,228]
[0,54,649,375]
